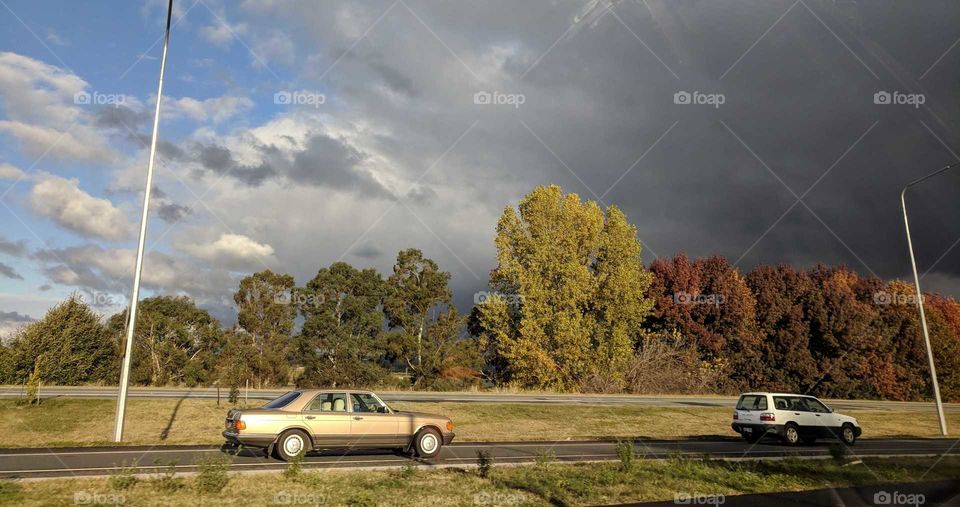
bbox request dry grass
[0,398,956,448]
[2,456,959,506]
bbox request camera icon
[474,291,490,304]
[873,491,892,505]
[274,91,292,105]
[873,91,891,105]
[74,91,91,105]
[872,291,891,305]
[673,91,691,105]
[474,91,492,105]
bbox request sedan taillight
[235,419,247,431]
[760,412,775,422]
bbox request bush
[194,455,230,494]
[151,461,183,493]
[283,454,302,480]
[615,440,635,472]
[476,450,493,478]
[108,465,138,491]
[535,449,556,468]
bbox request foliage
[284,453,303,480]
[615,440,635,472]
[194,455,230,494]
[474,185,654,390]
[151,460,184,493]
[234,270,295,387]
[108,464,139,490]
[295,262,391,387]
[476,450,493,478]
[5,295,115,385]
[107,296,223,386]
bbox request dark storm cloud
[0,236,26,256]
[172,0,960,312]
[191,132,391,196]
[93,104,149,129]
[156,201,192,223]
[351,241,383,260]
[0,262,22,279]
[0,310,33,322]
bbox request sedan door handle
[305,415,316,420]
[353,416,364,420]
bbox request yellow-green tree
[475,185,653,389]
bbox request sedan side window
[307,393,348,412]
[351,393,387,413]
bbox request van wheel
[840,424,857,446]
[782,423,800,446]
[276,429,309,461]
[414,428,442,458]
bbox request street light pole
[114,0,174,442]
[900,162,957,437]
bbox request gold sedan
[223,389,455,461]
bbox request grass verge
[0,398,957,448]
[2,456,959,506]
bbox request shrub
[615,440,635,472]
[108,465,138,491]
[194,455,230,494]
[283,454,302,480]
[476,450,493,478]
[151,461,183,493]
[534,449,556,468]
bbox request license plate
[743,427,752,433]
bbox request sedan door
[349,393,401,448]
[301,393,352,448]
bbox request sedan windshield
[263,391,301,409]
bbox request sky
[0,0,958,335]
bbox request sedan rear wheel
[414,428,442,458]
[276,429,309,461]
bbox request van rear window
[736,395,767,411]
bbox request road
[1,438,958,479]
[2,385,958,412]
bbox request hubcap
[421,434,438,453]
[284,435,303,455]
[787,428,798,443]
[843,428,854,442]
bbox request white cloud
[0,163,25,180]
[0,120,113,163]
[200,19,247,47]
[176,232,275,270]
[28,174,133,241]
[164,95,254,123]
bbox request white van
[731,392,861,445]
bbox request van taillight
[760,412,775,422]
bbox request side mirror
[378,405,389,413]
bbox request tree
[474,185,653,389]
[924,295,960,402]
[217,328,258,403]
[6,295,115,385]
[384,249,453,385]
[647,255,761,389]
[234,270,295,387]
[295,262,390,387]
[107,296,223,386]
[746,264,819,392]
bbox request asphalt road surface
[2,385,957,413]
[1,438,958,479]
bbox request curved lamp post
[901,162,957,436]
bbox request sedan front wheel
[414,428,442,458]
